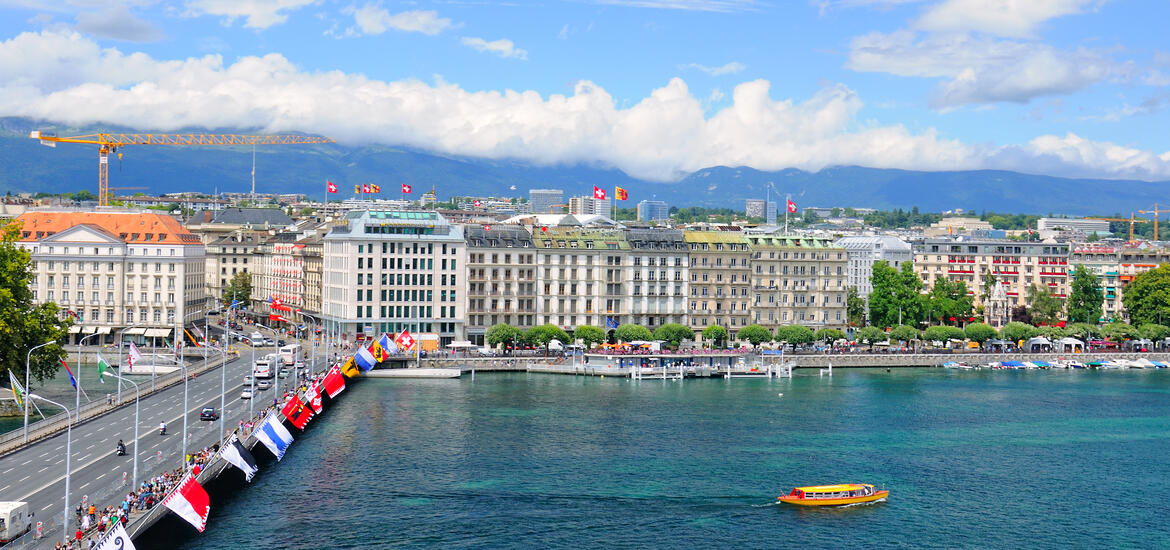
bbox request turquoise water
[148,369,1170,549]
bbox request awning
[143,328,172,338]
[124,327,147,335]
[84,326,98,334]
[97,326,112,335]
[69,325,82,334]
[446,340,476,348]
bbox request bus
[279,344,300,366]
[252,359,273,379]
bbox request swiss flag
[402,184,412,194]
[362,184,371,193]
[473,199,482,207]
[322,365,345,398]
[326,181,338,194]
[396,330,416,350]
[786,199,797,213]
[593,186,606,200]
[483,225,492,231]
[304,382,324,413]
[281,396,314,429]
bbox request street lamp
[76,332,103,423]
[26,393,70,545]
[23,339,57,444]
[106,373,140,490]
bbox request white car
[240,389,253,400]
[256,380,271,391]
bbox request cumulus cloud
[683,62,746,76]
[848,30,1113,108]
[184,0,317,29]
[1,29,1167,181]
[914,0,1098,38]
[461,37,527,60]
[75,6,164,42]
[347,4,452,36]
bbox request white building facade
[833,236,914,299]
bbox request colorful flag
[60,360,77,390]
[94,522,136,550]
[615,187,628,201]
[369,339,388,362]
[340,357,360,378]
[327,181,338,194]
[593,186,606,200]
[483,224,492,231]
[322,365,346,398]
[220,435,258,482]
[256,414,294,461]
[162,474,211,532]
[786,199,797,213]
[606,317,620,330]
[8,371,24,408]
[354,184,361,194]
[281,396,314,429]
[395,330,416,350]
[354,345,377,371]
[371,184,381,193]
[304,382,324,413]
[127,343,142,372]
[401,184,412,194]
[97,355,111,383]
[378,333,397,356]
[473,199,482,207]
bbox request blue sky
[0,0,1167,182]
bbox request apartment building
[322,210,466,345]
[683,231,752,336]
[746,235,848,330]
[568,196,612,217]
[833,236,913,299]
[533,227,628,331]
[624,228,689,329]
[254,220,329,321]
[204,231,263,309]
[15,211,206,344]
[1070,245,1122,322]
[914,238,1071,308]
[465,225,537,345]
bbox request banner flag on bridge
[128,343,143,372]
[94,522,137,550]
[354,345,377,371]
[60,360,77,389]
[304,381,324,413]
[281,395,314,429]
[8,371,24,408]
[378,333,397,356]
[162,474,211,532]
[220,435,258,482]
[97,355,111,383]
[256,413,294,461]
[322,365,346,398]
[340,357,360,378]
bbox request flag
[606,317,619,330]
[402,184,412,194]
[371,184,381,193]
[127,343,142,372]
[94,522,136,550]
[60,360,77,390]
[322,365,346,398]
[162,474,211,532]
[370,339,388,362]
[97,355,111,383]
[786,199,797,213]
[354,345,377,371]
[615,187,628,200]
[483,224,492,231]
[593,186,606,200]
[304,381,324,413]
[396,330,415,350]
[340,357,360,378]
[327,181,338,194]
[269,296,282,307]
[354,184,361,194]
[378,333,397,356]
[8,371,24,408]
[256,414,294,461]
[473,199,482,207]
[281,396,314,429]
[220,435,258,482]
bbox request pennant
[304,382,324,413]
[401,184,412,194]
[281,395,314,429]
[395,330,415,350]
[128,343,142,372]
[615,187,628,201]
[94,522,136,550]
[354,346,377,371]
[786,199,797,213]
[255,414,294,461]
[162,474,211,532]
[322,365,346,398]
[97,355,111,383]
[220,435,258,482]
[8,371,24,408]
[340,357,360,378]
[593,186,606,200]
[327,180,338,194]
[61,360,77,390]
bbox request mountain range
[1,117,1165,216]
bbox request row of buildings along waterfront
[8,202,1169,347]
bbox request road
[0,340,324,545]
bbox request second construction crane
[30,132,335,206]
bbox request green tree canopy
[0,222,70,383]
[869,261,924,328]
[980,271,998,304]
[922,325,951,344]
[1066,265,1103,324]
[524,324,571,354]
[1026,283,1064,325]
[1064,322,1099,341]
[614,324,653,343]
[573,325,607,348]
[814,328,847,343]
[701,325,729,348]
[1101,322,1134,342]
[737,324,773,347]
[653,323,695,348]
[963,323,998,344]
[1001,322,1037,343]
[846,286,866,326]
[223,271,253,306]
[486,324,523,349]
[1038,326,1067,340]
[1122,264,1170,326]
[773,325,814,345]
[926,277,974,325]
[1138,323,1170,342]
[889,325,919,343]
[857,326,887,348]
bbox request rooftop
[15,211,201,245]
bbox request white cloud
[558,24,569,40]
[348,4,452,36]
[183,0,317,29]
[592,0,757,13]
[914,0,1099,39]
[461,37,527,60]
[1,29,1167,181]
[848,30,1113,108]
[75,6,164,43]
[683,62,746,76]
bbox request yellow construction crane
[1138,203,1166,241]
[1087,213,1150,243]
[30,132,335,206]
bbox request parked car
[199,407,218,421]
[256,380,271,391]
[240,389,253,400]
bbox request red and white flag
[281,395,314,429]
[322,365,346,398]
[127,342,142,372]
[401,184,412,194]
[304,382,324,413]
[786,199,797,213]
[593,186,606,200]
[395,330,416,350]
[473,199,482,207]
[162,474,210,532]
[326,181,338,194]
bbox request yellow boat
[777,483,888,506]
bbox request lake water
[140,368,1170,549]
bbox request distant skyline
[0,0,1166,183]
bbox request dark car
[277,339,287,347]
[199,407,218,421]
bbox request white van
[0,502,30,543]
[252,359,273,379]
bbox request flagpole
[784,194,790,235]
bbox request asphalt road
[0,341,326,545]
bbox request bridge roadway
[0,344,323,548]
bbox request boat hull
[777,490,889,506]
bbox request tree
[1138,323,1170,342]
[922,326,951,345]
[1066,265,1103,324]
[981,271,998,304]
[0,222,70,383]
[926,277,974,325]
[964,323,998,345]
[1001,322,1036,344]
[889,325,919,344]
[614,324,653,343]
[653,323,695,348]
[486,324,523,351]
[943,326,966,341]
[1065,322,1099,341]
[814,328,847,343]
[773,325,814,345]
[223,271,253,306]
[1038,326,1067,340]
[1101,322,1134,343]
[737,324,773,348]
[1026,284,1063,325]
[857,326,886,349]
[524,324,571,355]
[701,325,729,348]
[573,325,606,349]
[1122,264,1170,327]
[869,261,924,328]
[846,286,866,326]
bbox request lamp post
[23,339,57,444]
[75,332,103,423]
[27,393,70,545]
[106,373,140,489]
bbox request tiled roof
[15,211,201,244]
[683,230,749,245]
